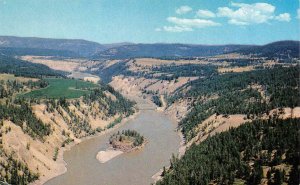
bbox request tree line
[170,66,299,140]
[157,117,300,185]
[0,54,64,78]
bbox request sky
[0,0,299,45]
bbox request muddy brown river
[45,101,180,185]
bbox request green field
[20,78,99,99]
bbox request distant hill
[0,36,298,59]
[234,40,300,59]
[92,44,251,59]
[0,54,64,77]
[0,47,80,58]
[0,36,106,57]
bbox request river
[45,100,180,185]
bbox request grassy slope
[19,78,98,99]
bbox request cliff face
[1,98,131,184]
[0,79,136,184]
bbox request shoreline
[34,95,184,185]
[32,109,141,185]
[151,107,300,182]
[96,149,124,163]
[152,110,186,183]
[152,129,186,183]
[96,140,148,163]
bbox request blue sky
[0,0,299,44]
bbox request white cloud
[228,19,249,26]
[196,10,216,18]
[274,13,291,22]
[217,2,276,25]
[217,2,291,25]
[162,26,193,32]
[156,17,220,32]
[156,2,292,32]
[167,17,220,28]
[176,6,192,15]
[297,9,300,19]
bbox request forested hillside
[1,36,298,60]
[0,47,80,58]
[157,118,300,185]
[169,66,299,140]
[0,79,135,184]
[0,54,64,77]
[235,41,300,59]
[0,63,135,184]
[0,36,105,57]
[92,43,250,59]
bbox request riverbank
[151,106,186,183]
[31,110,140,185]
[152,107,300,183]
[96,139,148,163]
[151,129,186,183]
[43,103,180,185]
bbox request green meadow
[20,78,98,99]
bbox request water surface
[46,105,180,185]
